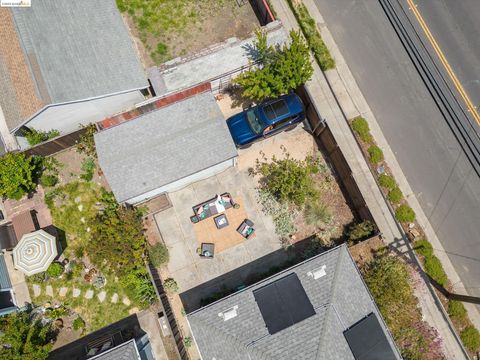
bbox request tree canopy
[0,153,36,200]
[0,310,57,360]
[234,30,313,102]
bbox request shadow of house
[49,314,150,360]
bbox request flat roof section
[344,312,398,360]
[254,273,315,335]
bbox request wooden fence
[297,86,374,222]
[23,127,89,157]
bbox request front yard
[117,0,259,66]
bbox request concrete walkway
[270,0,467,358]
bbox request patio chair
[237,219,255,239]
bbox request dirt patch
[349,235,385,268]
[119,0,259,68]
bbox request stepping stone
[32,284,41,297]
[72,288,81,298]
[97,291,106,303]
[84,290,94,299]
[122,297,131,306]
[128,307,139,315]
[111,293,118,303]
[59,287,68,297]
[46,285,53,297]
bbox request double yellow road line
[406,0,480,126]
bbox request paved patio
[154,166,282,296]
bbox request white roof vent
[307,265,327,279]
[218,305,238,321]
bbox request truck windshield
[246,109,263,135]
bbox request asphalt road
[313,0,480,298]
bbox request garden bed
[117,0,259,67]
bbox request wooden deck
[192,198,251,254]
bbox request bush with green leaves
[257,190,296,240]
[47,262,64,278]
[346,220,376,244]
[121,268,157,307]
[72,316,85,331]
[413,239,433,258]
[40,174,58,188]
[448,300,467,323]
[80,158,96,181]
[288,1,335,70]
[148,243,169,267]
[395,204,416,223]
[368,145,384,165]
[163,278,179,293]
[234,30,313,102]
[0,152,37,200]
[461,326,480,352]
[351,117,372,143]
[184,336,192,348]
[25,128,60,146]
[378,174,396,190]
[304,200,331,227]
[76,124,97,158]
[387,187,403,203]
[255,152,319,206]
[424,255,448,286]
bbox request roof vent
[307,265,327,279]
[218,305,238,321]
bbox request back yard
[117,0,259,66]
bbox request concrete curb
[301,0,480,332]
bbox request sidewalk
[270,0,468,358]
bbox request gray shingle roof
[187,245,401,360]
[90,339,139,360]
[10,0,147,106]
[95,91,238,203]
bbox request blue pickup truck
[226,93,305,148]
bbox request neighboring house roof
[187,245,401,360]
[90,339,140,360]
[148,20,288,96]
[95,90,238,203]
[0,255,12,290]
[0,0,148,131]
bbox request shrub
[460,326,480,352]
[378,174,396,190]
[120,269,157,307]
[387,187,403,203]
[25,128,60,146]
[76,124,97,158]
[163,278,179,293]
[347,220,376,244]
[46,262,64,278]
[289,1,335,70]
[448,300,467,323]
[351,117,372,143]
[40,174,58,187]
[395,204,416,223]
[148,243,169,267]
[413,239,433,258]
[304,201,331,227]
[233,30,313,101]
[184,337,192,348]
[0,153,36,200]
[424,255,448,286]
[257,190,296,240]
[368,145,384,164]
[255,152,319,206]
[72,316,85,331]
[80,158,95,181]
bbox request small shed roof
[0,255,12,290]
[95,91,237,203]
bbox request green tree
[0,310,57,359]
[234,30,313,102]
[0,153,36,200]
[90,206,146,276]
[24,128,60,146]
[255,152,319,206]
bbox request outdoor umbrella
[13,230,57,276]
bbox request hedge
[378,174,396,190]
[387,187,403,203]
[351,117,372,143]
[368,145,384,164]
[395,204,416,223]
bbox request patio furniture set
[191,193,255,258]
